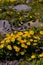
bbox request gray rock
[12,60,18,65]
[30,22,43,27]
[0,20,11,35]
[7,61,12,65]
[12,22,30,31]
[14,4,32,12]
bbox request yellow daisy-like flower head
[11,37,15,43]
[29,30,34,35]
[6,39,10,43]
[20,51,25,55]
[21,39,27,43]
[10,33,14,37]
[7,45,12,50]
[21,43,27,48]
[40,31,43,35]
[17,36,21,41]
[17,32,23,36]
[31,55,36,59]
[26,41,31,45]
[0,44,4,49]
[34,40,37,42]
[39,53,43,58]
[30,39,33,42]
[30,16,32,18]
[1,40,5,44]
[13,46,20,52]
[33,43,37,46]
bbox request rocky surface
[0,20,43,36]
[0,20,11,36]
[30,21,43,27]
[14,4,32,12]
[10,21,43,31]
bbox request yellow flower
[24,31,29,34]
[13,46,20,52]
[23,34,27,37]
[39,53,43,58]
[17,32,23,36]
[21,44,27,48]
[10,33,14,37]
[40,31,43,35]
[31,55,36,59]
[19,39,23,43]
[17,36,21,41]
[29,30,34,35]
[7,37,11,39]
[0,44,4,49]
[7,45,12,50]
[34,40,37,42]
[11,37,15,43]
[6,39,10,43]
[20,51,25,55]
[23,32,30,37]
[27,34,31,37]
[1,40,5,44]
[30,39,33,42]
[33,43,37,46]
[26,41,31,45]
[16,34,20,38]
[30,16,32,18]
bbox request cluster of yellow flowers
[0,30,43,56]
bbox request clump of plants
[0,6,36,26]
[0,27,43,60]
